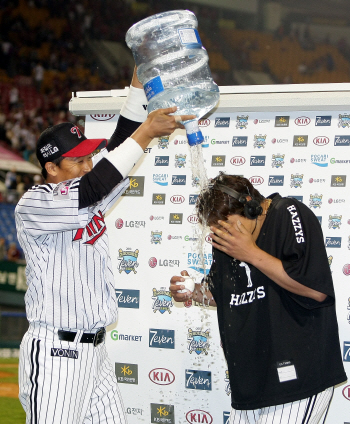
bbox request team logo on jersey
[122,176,145,196]
[152,288,173,314]
[115,363,138,384]
[186,410,213,424]
[338,114,350,128]
[236,115,248,129]
[187,328,210,355]
[185,369,212,390]
[151,403,175,424]
[73,210,106,245]
[290,174,304,188]
[115,289,140,309]
[309,194,322,209]
[154,156,169,166]
[331,175,347,187]
[328,215,342,229]
[253,134,266,148]
[151,231,162,244]
[224,370,231,396]
[275,116,289,127]
[149,329,175,349]
[175,154,186,168]
[149,368,175,385]
[158,135,170,149]
[51,348,78,359]
[272,154,285,168]
[118,249,139,274]
[53,180,74,200]
[212,155,225,166]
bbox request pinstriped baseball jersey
[15,149,129,331]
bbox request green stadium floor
[0,358,25,423]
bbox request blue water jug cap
[187,130,204,146]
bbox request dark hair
[41,156,64,180]
[196,173,265,226]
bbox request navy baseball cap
[36,123,107,168]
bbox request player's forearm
[249,249,327,302]
[192,284,217,306]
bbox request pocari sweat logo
[153,174,168,186]
[311,154,328,167]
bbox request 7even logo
[73,210,106,245]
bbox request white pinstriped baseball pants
[229,387,334,424]
[19,323,127,424]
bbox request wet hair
[196,173,265,226]
[41,156,64,180]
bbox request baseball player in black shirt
[170,173,347,424]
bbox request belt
[57,328,106,347]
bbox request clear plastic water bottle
[125,10,220,146]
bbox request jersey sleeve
[15,179,89,237]
[274,198,335,305]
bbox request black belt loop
[57,328,106,346]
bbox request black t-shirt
[209,194,347,410]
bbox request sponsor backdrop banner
[83,91,350,424]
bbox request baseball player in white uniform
[15,69,195,424]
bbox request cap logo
[70,126,82,138]
[40,143,59,158]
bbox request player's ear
[45,161,58,177]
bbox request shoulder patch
[52,179,77,201]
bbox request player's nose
[82,161,93,174]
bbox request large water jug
[125,10,220,145]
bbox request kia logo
[249,176,264,185]
[187,215,199,224]
[186,410,213,424]
[342,385,350,401]
[149,257,157,268]
[115,218,123,229]
[230,156,246,166]
[198,119,210,127]
[170,195,185,204]
[313,136,329,146]
[294,116,311,126]
[90,114,115,121]
[149,368,175,385]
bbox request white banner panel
[78,85,350,424]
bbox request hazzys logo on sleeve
[115,289,140,309]
[215,117,230,127]
[149,329,175,349]
[325,237,341,248]
[250,156,266,166]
